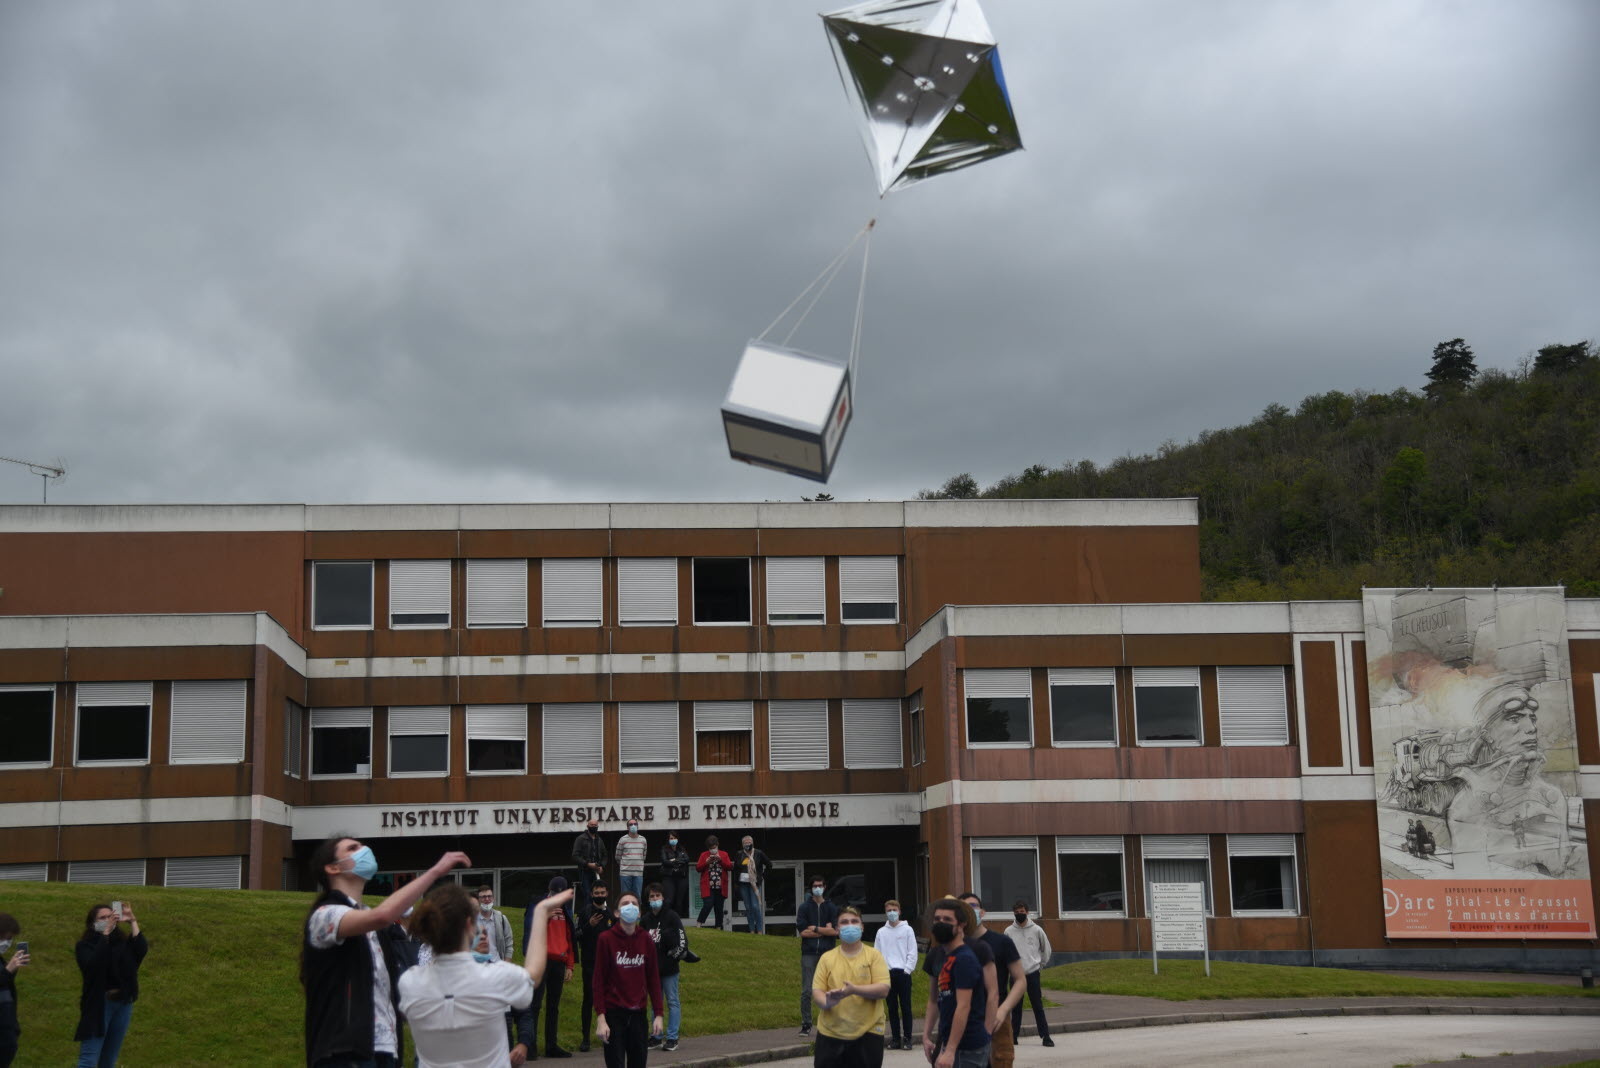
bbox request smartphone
[12,942,26,958]
[111,900,123,920]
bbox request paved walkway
[554,986,1600,1068]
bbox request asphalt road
[763,1016,1600,1068]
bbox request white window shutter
[543,703,603,773]
[1142,834,1210,858]
[1227,834,1297,857]
[1133,667,1200,688]
[77,681,153,707]
[620,702,679,771]
[1057,835,1124,854]
[543,559,603,626]
[467,559,528,627]
[694,701,754,731]
[766,557,824,622]
[843,698,901,768]
[618,559,678,625]
[68,859,146,885]
[390,560,451,625]
[0,863,48,881]
[964,669,1031,699]
[312,707,372,729]
[467,705,527,741]
[170,680,247,764]
[1218,666,1289,746]
[165,855,242,889]
[390,706,450,735]
[1049,668,1116,686]
[839,557,898,616]
[768,700,828,769]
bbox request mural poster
[1364,587,1593,939]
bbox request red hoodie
[592,924,662,1016]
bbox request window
[390,559,451,628]
[542,559,603,627]
[620,702,679,772]
[170,679,247,764]
[0,863,49,882]
[313,561,373,629]
[839,556,898,622]
[1134,667,1201,746]
[1218,666,1289,746]
[389,706,450,776]
[909,691,926,766]
[618,558,678,626]
[769,700,828,770]
[284,699,305,777]
[1228,835,1299,915]
[766,557,824,624]
[964,669,1032,747]
[1142,834,1212,915]
[0,684,53,767]
[694,701,753,770]
[543,703,602,774]
[970,838,1040,916]
[1058,836,1126,916]
[466,559,528,628]
[165,856,242,889]
[75,681,152,765]
[310,707,372,778]
[466,705,527,774]
[68,859,146,885]
[693,558,751,624]
[1049,668,1117,746]
[843,698,902,768]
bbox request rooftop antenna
[0,455,67,503]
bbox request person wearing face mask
[573,820,610,903]
[736,836,770,934]
[794,874,839,1038]
[574,881,614,1053]
[476,886,513,963]
[694,836,732,930]
[74,900,147,1068]
[525,876,577,1059]
[640,882,686,1053]
[960,893,1021,1068]
[1002,901,1052,1048]
[592,893,665,1068]
[659,831,690,918]
[872,900,917,1050]
[920,899,989,1068]
[301,836,471,1067]
[811,906,890,1068]
[616,822,648,903]
[0,912,29,1068]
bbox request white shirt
[309,897,399,1056]
[399,953,535,1068]
[873,920,919,974]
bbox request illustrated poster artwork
[1364,587,1593,939]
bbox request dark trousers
[664,875,688,917]
[579,956,600,1043]
[0,1040,16,1068]
[601,1008,648,1068]
[1010,971,1049,1037]
[887,969,914,1042]
[530,963,567,1051]
[696,891,724,927]
[813,1032,884,1068]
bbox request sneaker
[663,1040,679,1052]
[1041,1036,1055,1047]
[578,1042,590,1053]
[546,1047,573,1058]
[798,1025,812,1038]
[647,1036,662,1049]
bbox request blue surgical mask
[472,951,493,964]
[649,898,663,911]
[886,910,899,923]
[839,923,863,944]
[969,906,983,924]
[811,886,824,898]
[619,903,640,924]
[669,838,678,846]
[346,845,378,881]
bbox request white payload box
[721,339,853,483]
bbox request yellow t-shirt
[812,944,889,1040]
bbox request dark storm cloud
[1,0,1596,504]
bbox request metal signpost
[1149,881,1209,976]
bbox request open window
[467,705,527,774]
[0,684,54,768]
[1227,835,1299,915]
[694,701,753,770]
[311,707,372,778]
[693,558,751,625]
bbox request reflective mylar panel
[823,0,1022,194]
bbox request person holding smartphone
[0,912,27,1068]
[75,900,147,1068]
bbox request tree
[1533,341,1594,376]
[802,493,834,502]
[1424,338,1477,399]
[937,473,979,499]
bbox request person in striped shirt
[616,821,648,903]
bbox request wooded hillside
[920,341,1600,600]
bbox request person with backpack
[641,883,687,1054]
[525,876,577,1058]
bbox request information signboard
[1149,881,1208,974]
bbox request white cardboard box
[721,340,853,483]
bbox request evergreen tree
[1533,341,1594,375]
[1424,338,1477,399]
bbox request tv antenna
[0,455,67,503]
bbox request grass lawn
[1040,958,1600,1002]
[0,880,931,1066]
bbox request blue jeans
[77,998,133,1068]
[620,874,643,901]
[662,972,680,1041]
[739,883,764,933]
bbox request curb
[659,1004,1600,1068]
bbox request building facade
[1,500,1594,969]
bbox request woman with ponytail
[400,883,575,1068]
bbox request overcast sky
[2,1,1596,506]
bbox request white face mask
[0,940,10,954]
[94,918,114,935]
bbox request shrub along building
[0,500,1594,970]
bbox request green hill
[922,340,1600,600]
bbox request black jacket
[575,898,615,967]
[796,899,839,956]
[301,891,407,1066]
[0,949,19,1041]
[659,844,689,878]
[74,931,148,1041]
[572,830,609,872]
[642,906,688,979]
[737,847,771,886]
